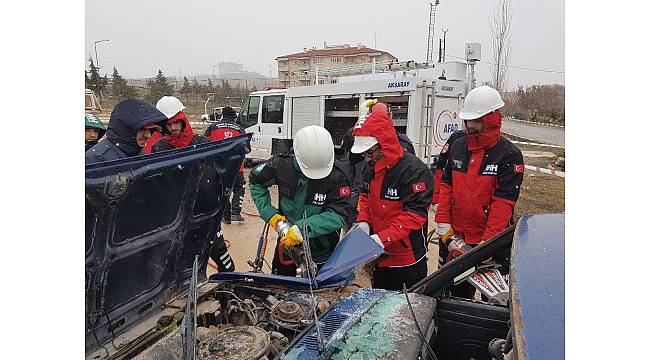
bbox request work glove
[282,225,304,247]
[432,203,439,213]
[364,98,378,108]
[269,213,287,231]
[436,223,454,244]
[349,221,371,235]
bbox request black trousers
[209,227,235,272]
[372,259,428,291]
[224,172,245,220]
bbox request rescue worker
[339,100,415,228]
[150,96,234,272]
[350,110,434,291]
[85,113,107,151]
[435,85,524,296]
[85,98,165,164]
[249,125,353,276]
[205,106,248,224]
[151,96,210,152]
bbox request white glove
[436,223,454,243]
[369,234,384,249]
[432,203,439,213]
[350,221,370,235]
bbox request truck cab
[85,89,102,114]
[238,88,289,161]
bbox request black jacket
[86,99,166,165]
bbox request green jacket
[249,155,353,264]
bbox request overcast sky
[85,0,564,89]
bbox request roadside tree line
[85,58,254,113]
[503,84,565,125]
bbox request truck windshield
[239,96,260,128]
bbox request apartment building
[276,43,397,87]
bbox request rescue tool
[447,235,510,305]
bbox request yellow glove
[269,214,287,231]
[364,99,378,108]
[282,225,304,247]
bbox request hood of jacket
[466,109,502,151]
[352,111,403,171]
[162,111,194,148]
[105,98,167,156]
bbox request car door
[258,94,287,159]
[238,95,262,159]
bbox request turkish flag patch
[513,164,524,173]
[412,182,427,193]
[339,186,351,197]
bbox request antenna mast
[426,1,440,63]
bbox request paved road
[501,119,565,146]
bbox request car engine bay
[123,281,353,360]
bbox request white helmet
[293,125,334,179]
[350,136,379,154]
[459,85,505,120]
[156,96,186,119]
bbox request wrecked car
[85,133,564,360]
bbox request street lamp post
[93,39,110,67]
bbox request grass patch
[514,172,565,219]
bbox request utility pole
[426,1,440,63]
[442,29,448,62]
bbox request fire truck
[238,43,481,166]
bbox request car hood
[85,135,251,355]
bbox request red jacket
[354,112,434,267]
[435,110,524,244]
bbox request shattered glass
[329,294,408,359]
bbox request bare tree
[489,0,513,94]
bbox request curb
[510,140,565,149]
[504,117,565,128]
[525,164,565,178]
[502,131,565,148]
